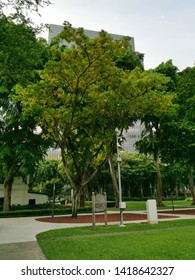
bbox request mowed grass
[37,219,195,260]
[109,199,194,211]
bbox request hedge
[0,206,92,218]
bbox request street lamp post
[116,132,126,227]
[52,183,56,217]
[52,182,56,217]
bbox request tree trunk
[3,165,15,213]
[128,185,131,199]
[72,191,80,219]
[3,180,12,213]
[61,151,79,217]
[188,165,195,204]
[108,155,119,207]
[80,186,85,207]
[156,155,163,206]
[140,183,143,201]
[61,147,107,217]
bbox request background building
[48,23,135,50]
[0,178,48,206]
[122,121,144,152]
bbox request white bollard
[146,199,158,224]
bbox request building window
[130,134,137,138]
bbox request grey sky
[34,0,195,71]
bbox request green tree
[161,162,189,198]
[0,0,51,14]
[107,44,144,207]
[159,67,195,203]
[31,159,66,200]
[16,23,130,217]
[17,23,174,217]
[136,61,178,206]
[155,60,179,92]
[0,14,50,212]
[0,0,52,39]
[120,151,156,199]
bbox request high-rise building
[48,24,135,50]
[122,121,144,152]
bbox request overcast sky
[33,0,195,71]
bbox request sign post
[92,192,107,230]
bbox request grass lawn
[37,219,195,260]
[108,199,194,211]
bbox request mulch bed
[159,209,195,215]
[36,212,179,224]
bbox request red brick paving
[36,212,180,224]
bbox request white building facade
[0,178,48,206]
[122,121,145,152]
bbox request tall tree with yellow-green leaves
[16,22,173,217]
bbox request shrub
[107,201,116,207]
[0,206,92,218]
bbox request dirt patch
[36,212,178,224]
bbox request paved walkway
[0,241,46,260]
[0,215,88,260]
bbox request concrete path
[0,215,88,260]
[0,241,46,260]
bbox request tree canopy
[158,67,195,203]
[31,159,66,199]
[15,22,175,216]
[0,13,50,212]
[0,0,51,14]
